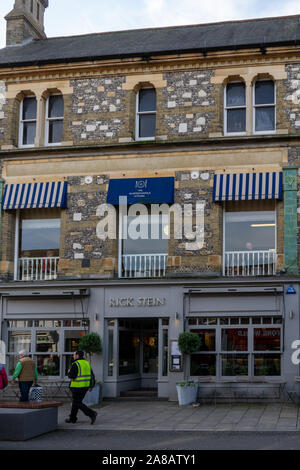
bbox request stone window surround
[3,81,73,150]
[209,64,288,139]
[18,90,64,148]
[223,75,276,137]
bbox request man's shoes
[91,411,97,425]
[65,417,77,424]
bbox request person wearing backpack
[0,364,8,390]
[65,350,97,425]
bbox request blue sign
[107,177,175,205]
[287,285,296,294]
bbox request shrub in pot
[176,332,202,405]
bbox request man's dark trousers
[19,381,33,402]
[70,387,95,422]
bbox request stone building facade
[0,3,300,401]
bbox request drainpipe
[283,166,298,274]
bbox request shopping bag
[29,384,43,402]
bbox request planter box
[83,384,101,406]
[176,384,198,406]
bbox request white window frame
[188,317,283,379]
[19,97,37,148]
[253,80,276,135]
[45,94,64,146]
[135,88,156,141]
[224,81,246,136]
[223,206,277,276]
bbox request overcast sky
[0,0,300,49]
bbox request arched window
[224,82,246,135]
[45,94,64,145]
[136,87,156,140]
[19,96,37,147]
[253,80,275,133]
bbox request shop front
[101,285,182,399]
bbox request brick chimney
[5,0,49,46]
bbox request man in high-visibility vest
[65,350,97,424]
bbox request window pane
[222,354,248,376]
[226,83,245,107]
[21,219,60,252]
[123,214,168,255]
[37,355,60,376]
[48,95,64,118]
[225,211,276,252]
[36,331,59,353]
[119,330,139,375]
[48,120,63,144]
[8,331,31,353]
[254,328,281,351]
[139,114,156,138]
[65,355,74,376]
[221,329,248,351]
[190,354,216,376]
[255,81,274,105]
[255,106,275,131]
[254,354,280,376]
[23,97,37,120]
[8,356,19,376]
[64,330,85,352]
[139,89,156,112]
[23,122,36,145]
[227,109,246,133]
[143,333,158,373]
[193,329,216,351]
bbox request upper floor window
[19,96,37,147]
[224,82,246,135]
[253,80,275,133]
[136,88,156,140]
[45,95,64,145]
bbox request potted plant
[78,332,102,406]
[176,332,202,405]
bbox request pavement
[58,400,300,432]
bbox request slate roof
[0,15,299,67]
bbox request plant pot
[176,383,198,406]
[83,383,101,406]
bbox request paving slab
[57,401,300,432]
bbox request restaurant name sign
[109,297,166,308]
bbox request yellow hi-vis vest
[70,360,92,388]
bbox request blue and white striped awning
[213,172,283,202]
[2,181,68,210]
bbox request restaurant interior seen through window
[189,316,282,378]
[6,319,89,377]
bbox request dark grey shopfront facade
[0,278,299,401]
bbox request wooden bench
[0,401,63,441]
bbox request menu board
[169,339,183,372]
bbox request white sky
[0,0,300,49]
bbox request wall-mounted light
[94,313,99,322]
[175,312,179,321]
[289,311,294,319]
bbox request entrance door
[118,318,158,391]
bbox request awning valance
[107,177,174,205]
[2,181,68,210]
[213,172,283,202]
